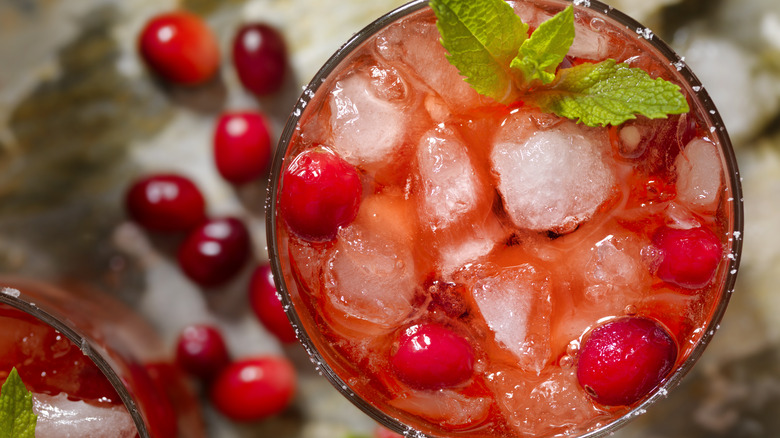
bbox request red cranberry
[178,217,251,287]
[125,173,206,233]
[209,356,296,422]
[175,324,231,381]
[652,225,723,289]
[232,23,288,96]
[213,111,273,185]
[576,317,678,406]
[138,11,220,85]
[249,264,297,343]
[390,323,475,390]
[279,148,362,242]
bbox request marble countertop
[1,0,779,437]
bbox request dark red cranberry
[278,148,362,242]
[391,323,475,390]
[125,173,206,233]
[213,111,273,185]
[576,317,678,406]
[138,11,220,85]
[175,324,231,381]
[209,356,296,422]
[249,264,297,343]
[652,225,723,289]
[177,217,251,287]
[232,23,288,96]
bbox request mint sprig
[0,368,37,438]
[430,0,690,126]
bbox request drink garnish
[430,0,690,126]
[0,368,37,438]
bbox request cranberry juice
[0,303,138,437]
[269,0,742,437]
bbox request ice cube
[375,16,490,112]
[491,114,615,233]
[487,366,610,436]
[323,223,418,330]
[436,213,507,278]
[415,125,487,231]
[470,263,552,374]
[388,388,491,429]
[33,393,137,438]
[675,138,723,214]
[328,65,410,168]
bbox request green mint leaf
[528,59,690,126]
[430,0,529,102]
[0,368,37,438]
[510,5,575,85]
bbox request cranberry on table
[138,11,220,85]
[249,263,297,343]
[178,217,251,287]
[213,111,273,185]
[175,324,231,381]
[232,23,288,96]
[209,356,296,422]
[576,316,678,407]
[279,147,362,242]
[391,323,475,390]
[125,173,206,233]
[652,225,723,289]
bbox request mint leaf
[528,59,690,126]
[511,5,575,85]
[430,0,529,102]
[0,368,37,438]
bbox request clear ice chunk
[328,65,409,168]
[491,114,615,233]
[416,125,485,231]
[33,393,137,438]
[388,388,491,429]
[324,223,418,329]
[471,263,552,374]
[675,138,723,214]
[375,17,489,112]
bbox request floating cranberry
[249,263,297,343]
[232,23,288,96]
[391,323,475,390]
[138,11,220,85]
[178,217,251,287]
[213,111,273,184]
[175,324,231,381]
[278,148,362,241]
[652,225,722,289]
[209,356,296,422]
[125,173,206,233]
[576,317,678,406]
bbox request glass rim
[266,0,744,436]
[0,286,150,437]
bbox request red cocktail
[268,0,743,436]
[0,278,204,438]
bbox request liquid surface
[274,2,739,437]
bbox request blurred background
[0,0,779,437]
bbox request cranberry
[209,356,296,422]
[279,148,362,242]
[232,23,288,96]
[390,323,475,390]
[175,324,231,381]
[249,263,297,343]
[652,225,722,289]
[125,173,206,233]
[576,317,678,406]
[213,111,273,185]
[178,217,251,287]
[138,11,220,85]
